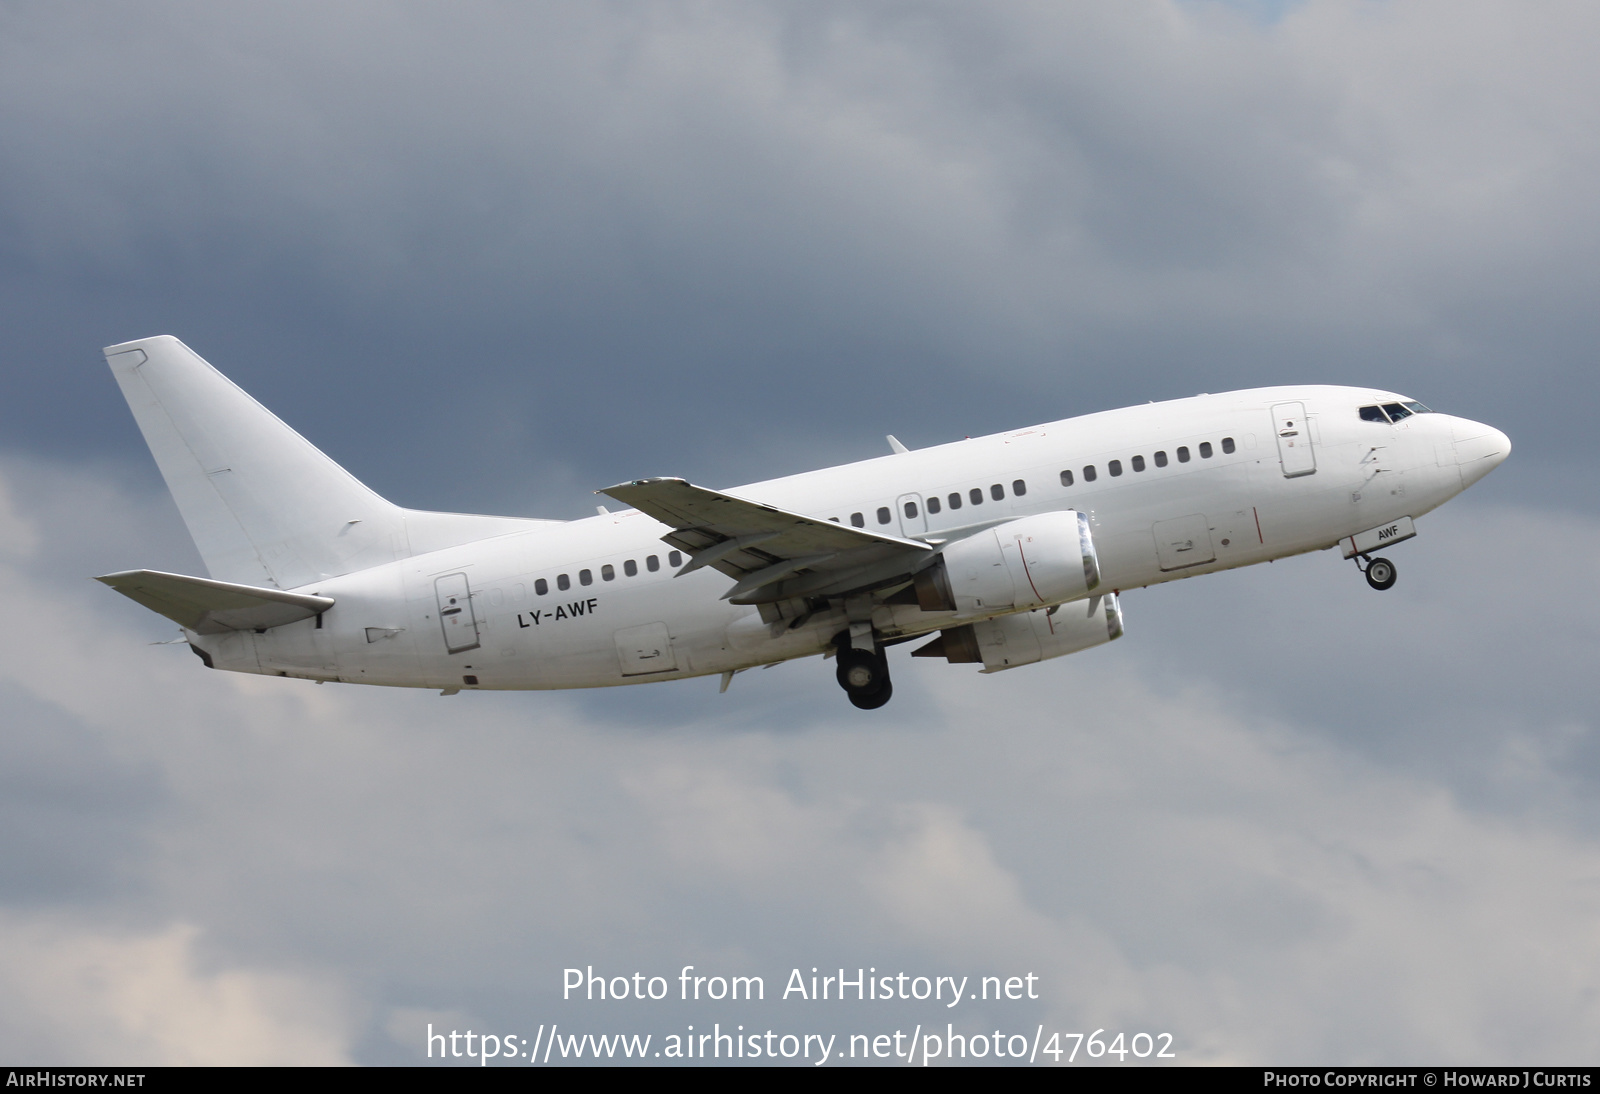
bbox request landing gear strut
[1355,554,1397,591]
[835,633,893,709]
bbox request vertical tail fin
[105,336,408,589]
[106,336,555,591]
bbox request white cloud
[0,916,353,1065]
[3,456,1597,1063]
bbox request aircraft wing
[97,569,335,634]
[599,477,932,604]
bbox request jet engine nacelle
[914,593,1125,671]
[973,593,1124,671]
[939,510,1101,614]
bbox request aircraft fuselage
[195,384,1507,693]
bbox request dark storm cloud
[1,1,1595,511]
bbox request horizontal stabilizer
[96,569,334,634]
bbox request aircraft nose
[1451,419,1511,487]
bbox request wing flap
[97,569,334,634]
[599,477,931,602]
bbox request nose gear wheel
[1364,556,1397,590]
[1353,552,1398,591]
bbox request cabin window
[622,559,636,578]
[903,501,918,518]
[557,574,570,591]
[1083,465,1097,482]
[1060,469,1074,487]
[1221,437,1236,454]
[579,569,593,586]
[1131,455,1146,472]
[969,488,984,505]
[1360,405,1389,423]
[535,578,549,596]
[601,564,615,582]
[850,512,865,527]
[877,507,891,524]
[1108,460,1123,477]
[668,551,683,567]
[948,492,962,510]
[1199,442,1213,458]
[1154,450,1168,467]
[927,495,941,514]
[646,555,660,572]
[829,517,840,523]
[990,483,1005,501]
[1013,479,1027,496]
[1177,446,1191,463]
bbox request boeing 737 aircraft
[97,337,1510,709]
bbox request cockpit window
[1362,401,1434,423]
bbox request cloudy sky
[1,0,1596,1066]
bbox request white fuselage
[194,385,1507,691]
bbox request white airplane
[96,336,1510,709]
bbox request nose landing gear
[1355,554,1397,591]
[834,633,893,709]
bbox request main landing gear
[1354,554,1397,591]
[834,632,893,709]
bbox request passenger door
[1272,402,1317,478]
[434,573,481,654]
